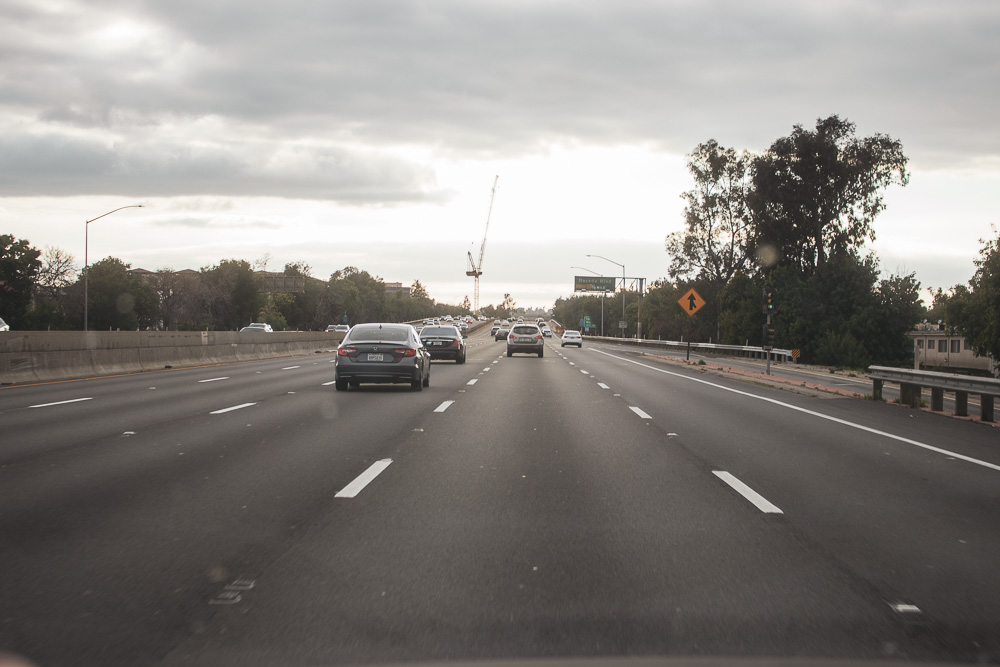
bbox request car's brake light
[338,346,359,357]
[451,339,461,346]
[535,334,543,339]
[393,347,416,358]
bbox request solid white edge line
[629,406,653,419]
[28,397,93,408]
[434,400,455,413]
[594,349,1000,473]
[198,377,229,383]
[210,402,257,415]
[335,459,393,498]
[713,471,784,514]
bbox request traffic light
[763,287,776,312]
[763,322,775,348]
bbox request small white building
[908,323,997,376]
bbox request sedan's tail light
[392,347,417,358]
[535,334,543,339]
[451,339,461,347]
[338,346,359,357]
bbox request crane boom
[466,175,498,314]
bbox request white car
[240,322,273,333]
[0,317,8,332]
[560,330,583,347]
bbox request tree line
[0,242,502,331]
[555,115,998,370]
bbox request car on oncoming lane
[561,330,583,347]
[240,322,273,332]
[419,325,467,363]
[507,324,544,357]
[334,323,430,391]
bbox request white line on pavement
[335,459,393,498]
[467,379,478,385]
[483,367,491,372]
[210,403,257,415]
[281,366,300,370]
[598,383,610,389]
[198,377,229,383]
[580,370,590,375]
[434,400,455,413]
[594,349,1000,473]
[28,397,92,408]
[629,406,653,419]
[713,471,784,514]
[321,381,337,386]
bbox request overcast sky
[2,0,997,310]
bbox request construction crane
[466,175,499,315]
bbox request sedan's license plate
[367,353,384,361]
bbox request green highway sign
[574,276,616,292]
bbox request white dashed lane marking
[598,383,610,390]
[629,406,652,419]
[467,379,478,385]
[335,459,393,498]
[210,403,257,415]
[28,397,93,409]
[434,401,455,413]
[712,471,783,514]
[198,377,229,383]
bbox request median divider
[0,330,345,385]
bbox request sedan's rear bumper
[335,361,420,384]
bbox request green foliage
[0,234,43,323]
[666,140,753,285]
[748,115,909,276]
[81,257,160,330]
[200,259,264,330]
[945,229,1000,363]
[666,116,920,367]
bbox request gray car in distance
[334,323,430,391]
[506,324,544,357]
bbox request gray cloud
[0,131,447,201]
[1,0,997,201]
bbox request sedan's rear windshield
[512,326,539,334]
[346,325,410,342]
[420,327,459,337]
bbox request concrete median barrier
[0,331,345,385]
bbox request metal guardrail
[868,365,999,422]
[582,335,796,363]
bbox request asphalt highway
[1,327,998,666]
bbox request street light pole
[571,265,605,336]
[84,205,144,331]
[586,254,625,337]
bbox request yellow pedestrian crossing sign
[678,288,706,317]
